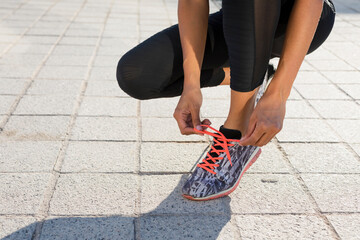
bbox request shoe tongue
[200,126,241,166]
[219,125,242,140]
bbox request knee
[116,53,152,100]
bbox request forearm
[266,0,324,101]
[178,0,209,90]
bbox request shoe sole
[183,147,261,201]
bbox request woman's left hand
[239,91,286,147]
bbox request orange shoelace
[194,125,240,174]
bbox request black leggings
[117,0,335,100]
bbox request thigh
[118,11,228,99]
[272,0,336,57]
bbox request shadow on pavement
[2,175,232,240]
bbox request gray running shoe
[182,125,261,201]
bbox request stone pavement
[0,0,359,239]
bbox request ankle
[223,119,248,135]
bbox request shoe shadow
[2,175,232,240]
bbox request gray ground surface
[0,0,359,239]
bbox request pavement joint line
[294,64,360,162]
[273,138,341,240]
[0,0,75,131]
[28,0,117,239]
[134,1,142,239]
[0,0,30,23]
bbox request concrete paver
[0,173,51,214]
[0,141,62,172]
[235,215,333,240]
[302,174,360,212]
[49,174,138,215]
[230,174,316,214]
[327,214,360,240]
[0,217,37,240]
[0,0,359,238]
[62,141,137,173]
[40,217,134,240]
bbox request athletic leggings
[116,0,335,100]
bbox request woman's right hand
[173,87,211,135]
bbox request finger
[255,132,274,147]
[190,107,202,131]
[174,113,197,135]
[240,124,266,146]
[201,119,211,130]
[240,116,257,141]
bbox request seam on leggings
[251,0,256,91]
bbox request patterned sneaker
[182,125,261,201]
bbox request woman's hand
[239,91,286,147]
[173,87,211,135]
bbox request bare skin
[174,0,324,147]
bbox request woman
[117,0,335,201]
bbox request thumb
[190,106,202,131]
[240,117,256,141]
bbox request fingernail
[196,125,202,131]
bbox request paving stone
[7,44,52,55]
[27,79,82,96]
[302,174,360,212]
[139,215,240,240]
[142,118,204,142]
[288,88,302,100]
[202,99,230,118]
[71,117,137,141]
[40,216,134,240]
[62,141,136,172]
[14,95,76,115]
[0,173,50,214]
[1,116,70,141]
[141,175,229,215]
[248,142,290,173]
[295,84,350,100]
[140,142,208,172]
[89,66,117,81]
[140,97,179,117]
[0,141,61,172]
[59,36,98,46]
[327,214,360,240]
[282,143,360,173]
[85,80,128,97]
[0,95,16,114]
[202,85,230,99]
[350,143,360,157]
[294,71,330,84]
[0,217,36,240]
[323,71,360,84]
[327,119,360,143]
[276,119,340,142]
[49,174,137,215]
[0,65,35,78]
[308,59,356,70]
[52,45,95,56]
[299,61,315,71]
[309,100,360,119]
[230,174,315,214]
[0,54,45,66]
[78,97,137,117]
[235,215,333,240]
[46,55,92,66]
[285,100,319,119]
[37,66,88,80]
[338,84,360,99]
[93,55,119,67]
